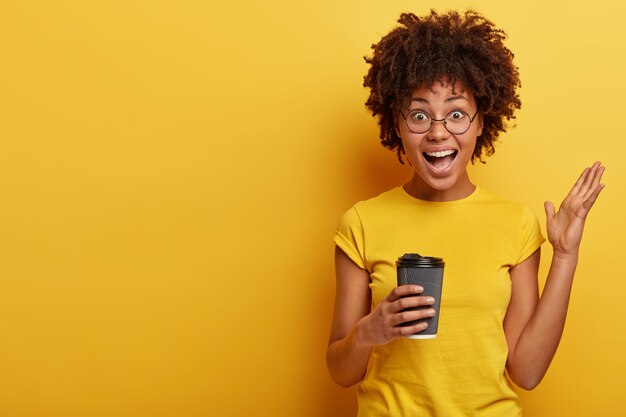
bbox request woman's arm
[326,247,373,387]
[326,246,435,387]
[504,162,605,390]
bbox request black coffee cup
[396,253,445,339]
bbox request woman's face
[395,81,483,201]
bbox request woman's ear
[476,113,484,137]
[393,111,403,139]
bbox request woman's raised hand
[544,161,605,256]
[356,285,436,346]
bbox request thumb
[544,201,556,221]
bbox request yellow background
[0,1,624,416]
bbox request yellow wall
[0,1,624,416]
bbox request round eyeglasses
[399,108,480,135]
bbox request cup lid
[396,253,444,267]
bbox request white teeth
[425,150,455,158]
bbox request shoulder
[344,186,406,217]
[336,186,407,234]
[473,188,543,240]
[353,187,402,211]
[474,187,534,217]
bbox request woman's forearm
[326,319,373,388]
[507,251,578,389]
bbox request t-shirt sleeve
[333,206,367,270]
[516,206,546,265]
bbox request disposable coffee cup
[396,253,445,339]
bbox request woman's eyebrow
[410,96,470,103]
[445,96,470,103]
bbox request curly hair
[363,10,521,163]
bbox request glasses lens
[444,110,471,134]
[406,110,431,134]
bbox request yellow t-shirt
[334,186,545,417]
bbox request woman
[327,10,605,416]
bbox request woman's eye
[448,111,466,120]
[410,111,429,122]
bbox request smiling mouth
[423,150,458,171]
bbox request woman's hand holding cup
[355,285,436,346]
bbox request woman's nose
[426,120,449,141]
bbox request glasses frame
[399,108,480,135]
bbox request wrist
[352,316,374,348]
[552,249,579,263]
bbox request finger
[397,321,428,337]
[387,285,423,302]
[580,161,602,195]
[392,295,435,313]
[544,200,556,221]
[582,183,605,211]
[570,166,590,196]
[391,308,436,326]
[582,164,605,201]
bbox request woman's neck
[403,173,476,202]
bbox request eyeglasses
[399,108,480,135]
